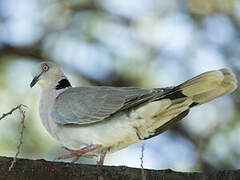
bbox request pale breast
[39,88,67,140]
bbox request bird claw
[82,154,97,158]
[57,145,101,163]
[56,153,75,160]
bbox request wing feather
[51,86,160,125]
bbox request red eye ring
[42,64,49,72]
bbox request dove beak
[30,74,41,88]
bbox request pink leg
[57,145,101,163]
[97,149,108,165]
[64,145,100,155]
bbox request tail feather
[141,68,237,140]
[176,68,237,107]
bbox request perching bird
[30,62,237,165]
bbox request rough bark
[0,156,239,180]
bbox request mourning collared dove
[30,62,237,165]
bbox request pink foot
[57,145,101,163]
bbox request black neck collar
[56,79,72,90]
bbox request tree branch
[0,104,26,121]
[0,156,240,180]
[0,104,27,171]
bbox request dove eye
[42,64,49,72]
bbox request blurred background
[0,0,240,172]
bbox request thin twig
[140,144,146,180]
[0,104,27,171]
[0,104,27,121]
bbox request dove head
[30,62,71,89]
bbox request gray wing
[51,86,165,125]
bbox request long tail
[134,68,237,140]
[176,68,237,107]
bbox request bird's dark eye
[42,64,49,72]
